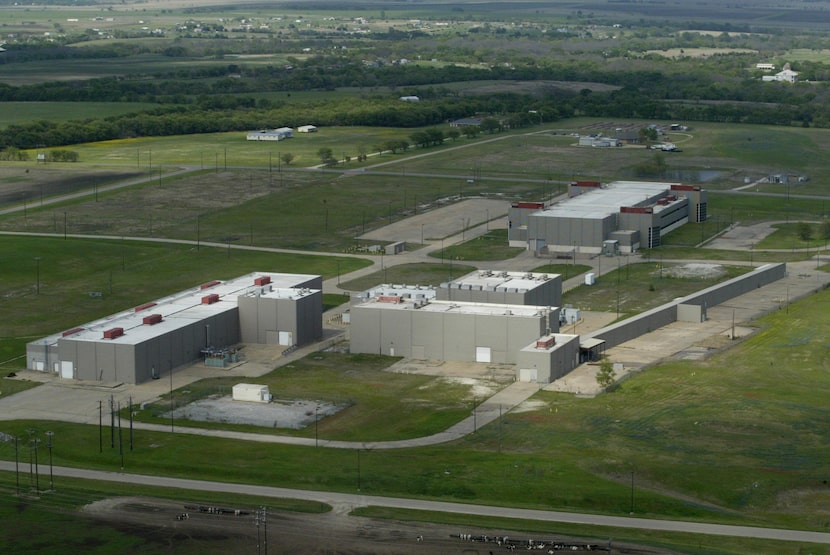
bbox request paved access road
[2,461,828,545]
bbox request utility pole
[262,506,268,555]
[45,431,54,491]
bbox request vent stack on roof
[536,336,556,349]
[143,314,163,325]
[200,280,221,290]
[378,295,402,303]
[202,293,220,305]
[62,327,84,337]
[103,327,124,340]
[254,276,272,286]
[134,302,157,312]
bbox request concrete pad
[359,198,508,244]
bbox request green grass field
[134,352,497,441]
[430,229,525,262]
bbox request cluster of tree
[48,149,80,162]
[0,147,28,161]
[797,221,830,241]
[409,128,445,148]
[376,140,409,154]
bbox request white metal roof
[444,270,559,293]
[356,298,550,318]
[540,181,681,220]
[55,272,319,346]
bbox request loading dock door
[475,347,491,363]
[519,368,537,382]
[59,361,74,379]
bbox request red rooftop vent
[574,180,601,187]
[201,293,220,305]
[134,302,157,312]
[254,276,272,286]
[378,295,403,303]
[62,327,84,337]
[103,327,124,340]
[143,314,163,325]
[621,206,653,214]
[536,337,556,349]
[200,280,221,290]
[670,184,700,191]
[513,201,545,209]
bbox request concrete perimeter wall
[585,263,786,350]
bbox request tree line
[0,51,828,149]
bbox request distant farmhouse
[762,62,798,83]
[449,117,483,128]
[246,127,294,141]
[399,95,420,102]
[297,125,317,133]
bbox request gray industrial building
[26,272,322,385]
[350,297,557,364]
[515,333,581,383]
[437,269,562,308]
[508,181,707,254]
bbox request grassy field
[429,229,525,262]
[757,222,830,250]
[0,102,159,127]
[0,473,329,555]
[560,262,751,316]
[58,127,416,169]
[135,352,496,441]
[354,507,829,555]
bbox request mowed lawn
[54,127,422,168]
[136,352,492,441]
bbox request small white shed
[232,383,271,403]
[297,125,317,133]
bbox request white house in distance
[246,127,294,141]
[762,63,798,83]
[399,95,420,102]
[297,125,317,133]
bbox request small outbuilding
[232,383,271,403]
[247,127,294,141]
[297,125,317,133]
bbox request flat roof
[355,283,436,301]
[355,298,550,318]
[444,270,559,293]
[540,181,681,220]
[51,272,319,346]
[520,333,580,353]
